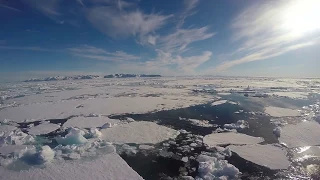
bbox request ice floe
[101,121,179,144]
[0,129,34,146]
[27,123,60,135]
[228,144,290,170]
[203,132,264,146]
[279,121,320,148]
[63,116,120,128]
[265,106,300,117]
[0,152,143,180]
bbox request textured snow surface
[279,121,320,148]
[228,144,290,170]
[101,121,179,144]
[0,152,143,180]
[63,116,120,128]
[265,106,300,117]
[203,132,264,146]
[0,145,31,156]
[28,123,60,135]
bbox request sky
[0,0,320,81]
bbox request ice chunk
[101,121,179,144]
[63,116,120,128]
[101,122,113,129]
[273,126,281,137]
[279,121,320,148]
[0,152,144,180]
[203,132,264,146]
[223,120,249,130]
[264,106,300,117]
[37,145,55,163]
[118,144,137,155]
[87,128,102,138]
[139,145,154,150]
[28,123,60,135]
[211,100,227,106]
[55,128,87,145]
[197,154,240,179]
[0,130,34,146]
[228,144,290,170]
[0,125,17,137]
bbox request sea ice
[37,145,55,163]
[63,116,120,128]
[101,121,179,144]
[55,128,87,145]
[279,121,320,148]
[211,100,227,106]
[0,152,144,180]
[27,123,60,135]
[264,106,300,117]
[197,154,240,179]
[228,144,290,170]
[223,120,249,130]
[0,130,34,146]
[203,132,264,146]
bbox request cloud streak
[68,45,140,61]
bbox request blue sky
[0,0,320,81]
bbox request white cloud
[68,45,140,61]
[86,7,172,39]
[213,0,320,72]
[0,4,22,12]
[159,26,215,53]
[176,0,199,28]
[22,0,63,23]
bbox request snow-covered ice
[0,130,34,146]
[197,154,240,179]
[223,120,249,130]
[27,123,60,135]
[63,116,120,128]
[0,152,144,180]
[265,106,300,117]
[279,121,320,148]
[37,145,55,163]
[203,132,264,146]
[101,121,179,144]
[55,128,87,145]
[228,144,290,170]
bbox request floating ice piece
[279,121,320,148]
[273,127,281,137]
[55,128,87,145]
[28,123,60,135]
[185,118,215,127]
[228,144,290,170]
[0,152,144,180]
[264,106,300,117]
[181,156,188,163]
[138,145,154,150]
[63,116,120,128]
[37,145,55,163]
[211,100,227,106]
[197,154,240,179]
[87,113,100,117]
[203,132,264,146]
[101,121,179,144]
[223,120,249,130]
[118,144,137,155]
